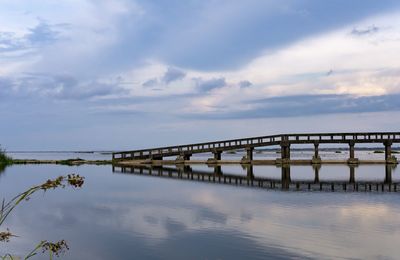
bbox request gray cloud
[183,94,400,120]
[251,94,400,116]
[162,67,186,84]
[56,80,126,100]
[69,1,400,72]
[0,32,26,53]
[351,25,379,36]
[157,1,399,70]
[141,67,186,89]
[195,77,226,92]
[0,74,127,100]
[0,20,64,55]
[142,78,159,88]
[27,20,61,45]
[239,80,252,88]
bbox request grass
[373,150,399,154]
[57,158,85,166]
[1,174,84,259]
[0,146,13,168]
[56,158,111,166]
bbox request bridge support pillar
[143,155,163,164]
[276,142,290,165]
[207,150,222,164]
[150,153,163,160]
[241,147,254,164]
[175,153,191,164]
[214,150,222,160]
[282,144,290,160]
[347,141,359,165]
[312,142,321,164]
[384,141,397,164]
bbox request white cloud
[2,2,399,103]
[179,11,400,113]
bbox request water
[1,152,400,259]
[7,149,400,161]
[7,151,111,161]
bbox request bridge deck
[113,132,400,162]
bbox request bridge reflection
[112,164,399,192]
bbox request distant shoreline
[11,158,112,166]
[6,151,114,154]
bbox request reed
[1,174,85,259]
[0,146,12,167]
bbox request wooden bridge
[112,132,400,165]
[112,164,399,192]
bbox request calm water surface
[1,152,400,259]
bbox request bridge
[112,132,400,165]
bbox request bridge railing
[113,134,283,159]
[113,132,400,160]
[286,132,400,141]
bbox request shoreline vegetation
[0,147,13,172]
[1,148,112,168]
[12,158,112,166]
[0,148,13,164]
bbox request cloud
[351,25,379,36]
[55,79,127,100]
[140,67,186,89]
[1,1,400,150]
[195,77,226,92]
[142,78,158,88]
[0,19,65,55]
[0,74,127,100]
[157,1,400,70]
[0,32,26,53]
[2,0,394,73]
[26,19,64,45]
[239,80,252,88]
[162,67,186,84]
[183,94,400,119]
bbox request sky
[1,0,400,150]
